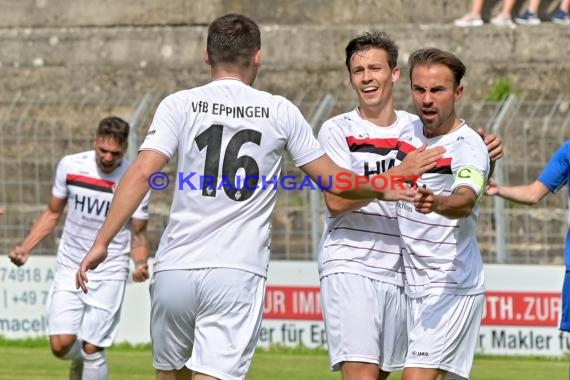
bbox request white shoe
[491,13,516,28]
[454,13,484,27]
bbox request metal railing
[1,91,569,264]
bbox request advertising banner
[0,258,568,356]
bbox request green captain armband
[455,167,485,194]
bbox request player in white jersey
[397,48,490,380]
[75,14,442,380]
[9,116,150,380]
[318,33,413,380]
[318,33,503,380]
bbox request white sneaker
[454,13,484,27]
[491,13,516,28]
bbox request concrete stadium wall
[1,22,569,100]
[0,0,563,27]
[0,0,494,27]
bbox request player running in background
[397,48,490,380]
[9,116,150,380]
[75,14,444,380]
[318,33,502,380]
[486,141,570,336]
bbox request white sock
[62,339,82,361]
[81,350,108,380]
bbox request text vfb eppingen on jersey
[191,101,270,118]
[147,171,421,192]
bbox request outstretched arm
[300,154,416,202]
[9,196,66,267]
[76,150,167,292]
[323,144,445,216]
[485,179,550,205]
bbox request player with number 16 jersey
[140,78,323,277]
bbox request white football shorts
[321,272,407,372]
[405,292,485,380]
[47,276,126,348]
[150,268,265,380]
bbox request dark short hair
[408,48,466,87]
[207,13,261,69]
[345,32,399,71]
[96,116,129,146]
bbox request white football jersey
[397,119,490,297]
[52,150,150,281]
[317,109,417,286]
[139,79,324,277]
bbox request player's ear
[253,49,262,68]
[455,84,464,102]
[392,66,401,83]
[203,48,211,65]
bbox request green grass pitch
[0,339,568,379]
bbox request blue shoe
[551,9,570,24]
[515,10,541,25]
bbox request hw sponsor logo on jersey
[363,158,396,176]
[73,194,110,217]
